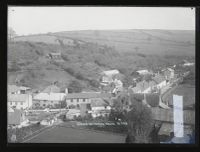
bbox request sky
[8,7,195,36]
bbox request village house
[100,69,120,85]
[162,68,175,81]
[8,84,31,94]
[152,74,167,90]
[65,92,112,109]
[48,52,62,60]
[8,107,28,126]
[33,92,66,109]
[8,93,33,110]
[131,80,157,93]
[136,69,150,75]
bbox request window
[10,102,12,105]
[21,102,23,105]
[43,104,46,106]
[77,99,79,103]
[83,99,85,102]
[71,99,73,103]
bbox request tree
[127,101,153,143]
[8,27,17,40]
[60,100,67,108]
[68,80,83,93]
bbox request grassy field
[24,123,126,143]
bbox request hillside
[8,29,195,91]
[14,29,195,56]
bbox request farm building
[33,92,66,108]
[8,93,33,110]
[162,68,175,81]
[131,80,157,93]
[152,74,167,90]
[48,52,61,60]
[8,84,31,94]
[100,69,120,85]
[65,92,112,109]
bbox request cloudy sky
[8,7,195,36]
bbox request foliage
[68,80,83,93]
[88,79,100,88]
[127,101,153,143]
[146,93,160,107]
[60,100,67,108]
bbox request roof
[132,80,156,93]
[8,85,20,93]
[42,85,60,93]
[66,92,112,99]
[136,70,149,74]
[163,68,174,72]
[8,107,14,112]
[8,85,31,93]
[49,52,61,55]
[8,94,31,102]
[101,70,119,76]
[33,93,66,101]
[90,99,108,107]
[152,75,166,84]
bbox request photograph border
[0,0,199,151]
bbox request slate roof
[8,85,20,93]
[42,85,61,93]
[65,92,112,99]
[152,75,166,84]
[101,69,119,76]
[33,93,66,101]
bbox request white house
[162,68,175,80]
[65,92,112,109]
[136,69,150,75]
[183,62,194,67]
[152,74,167,90]
[8,85,31,94]
[33,92,66,108]
[8,94,33,110]
[100,69,120,85]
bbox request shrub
[68,80,83,93]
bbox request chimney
[65,88,68,94]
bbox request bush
[68,80,83,93]
[89,79,100,88]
